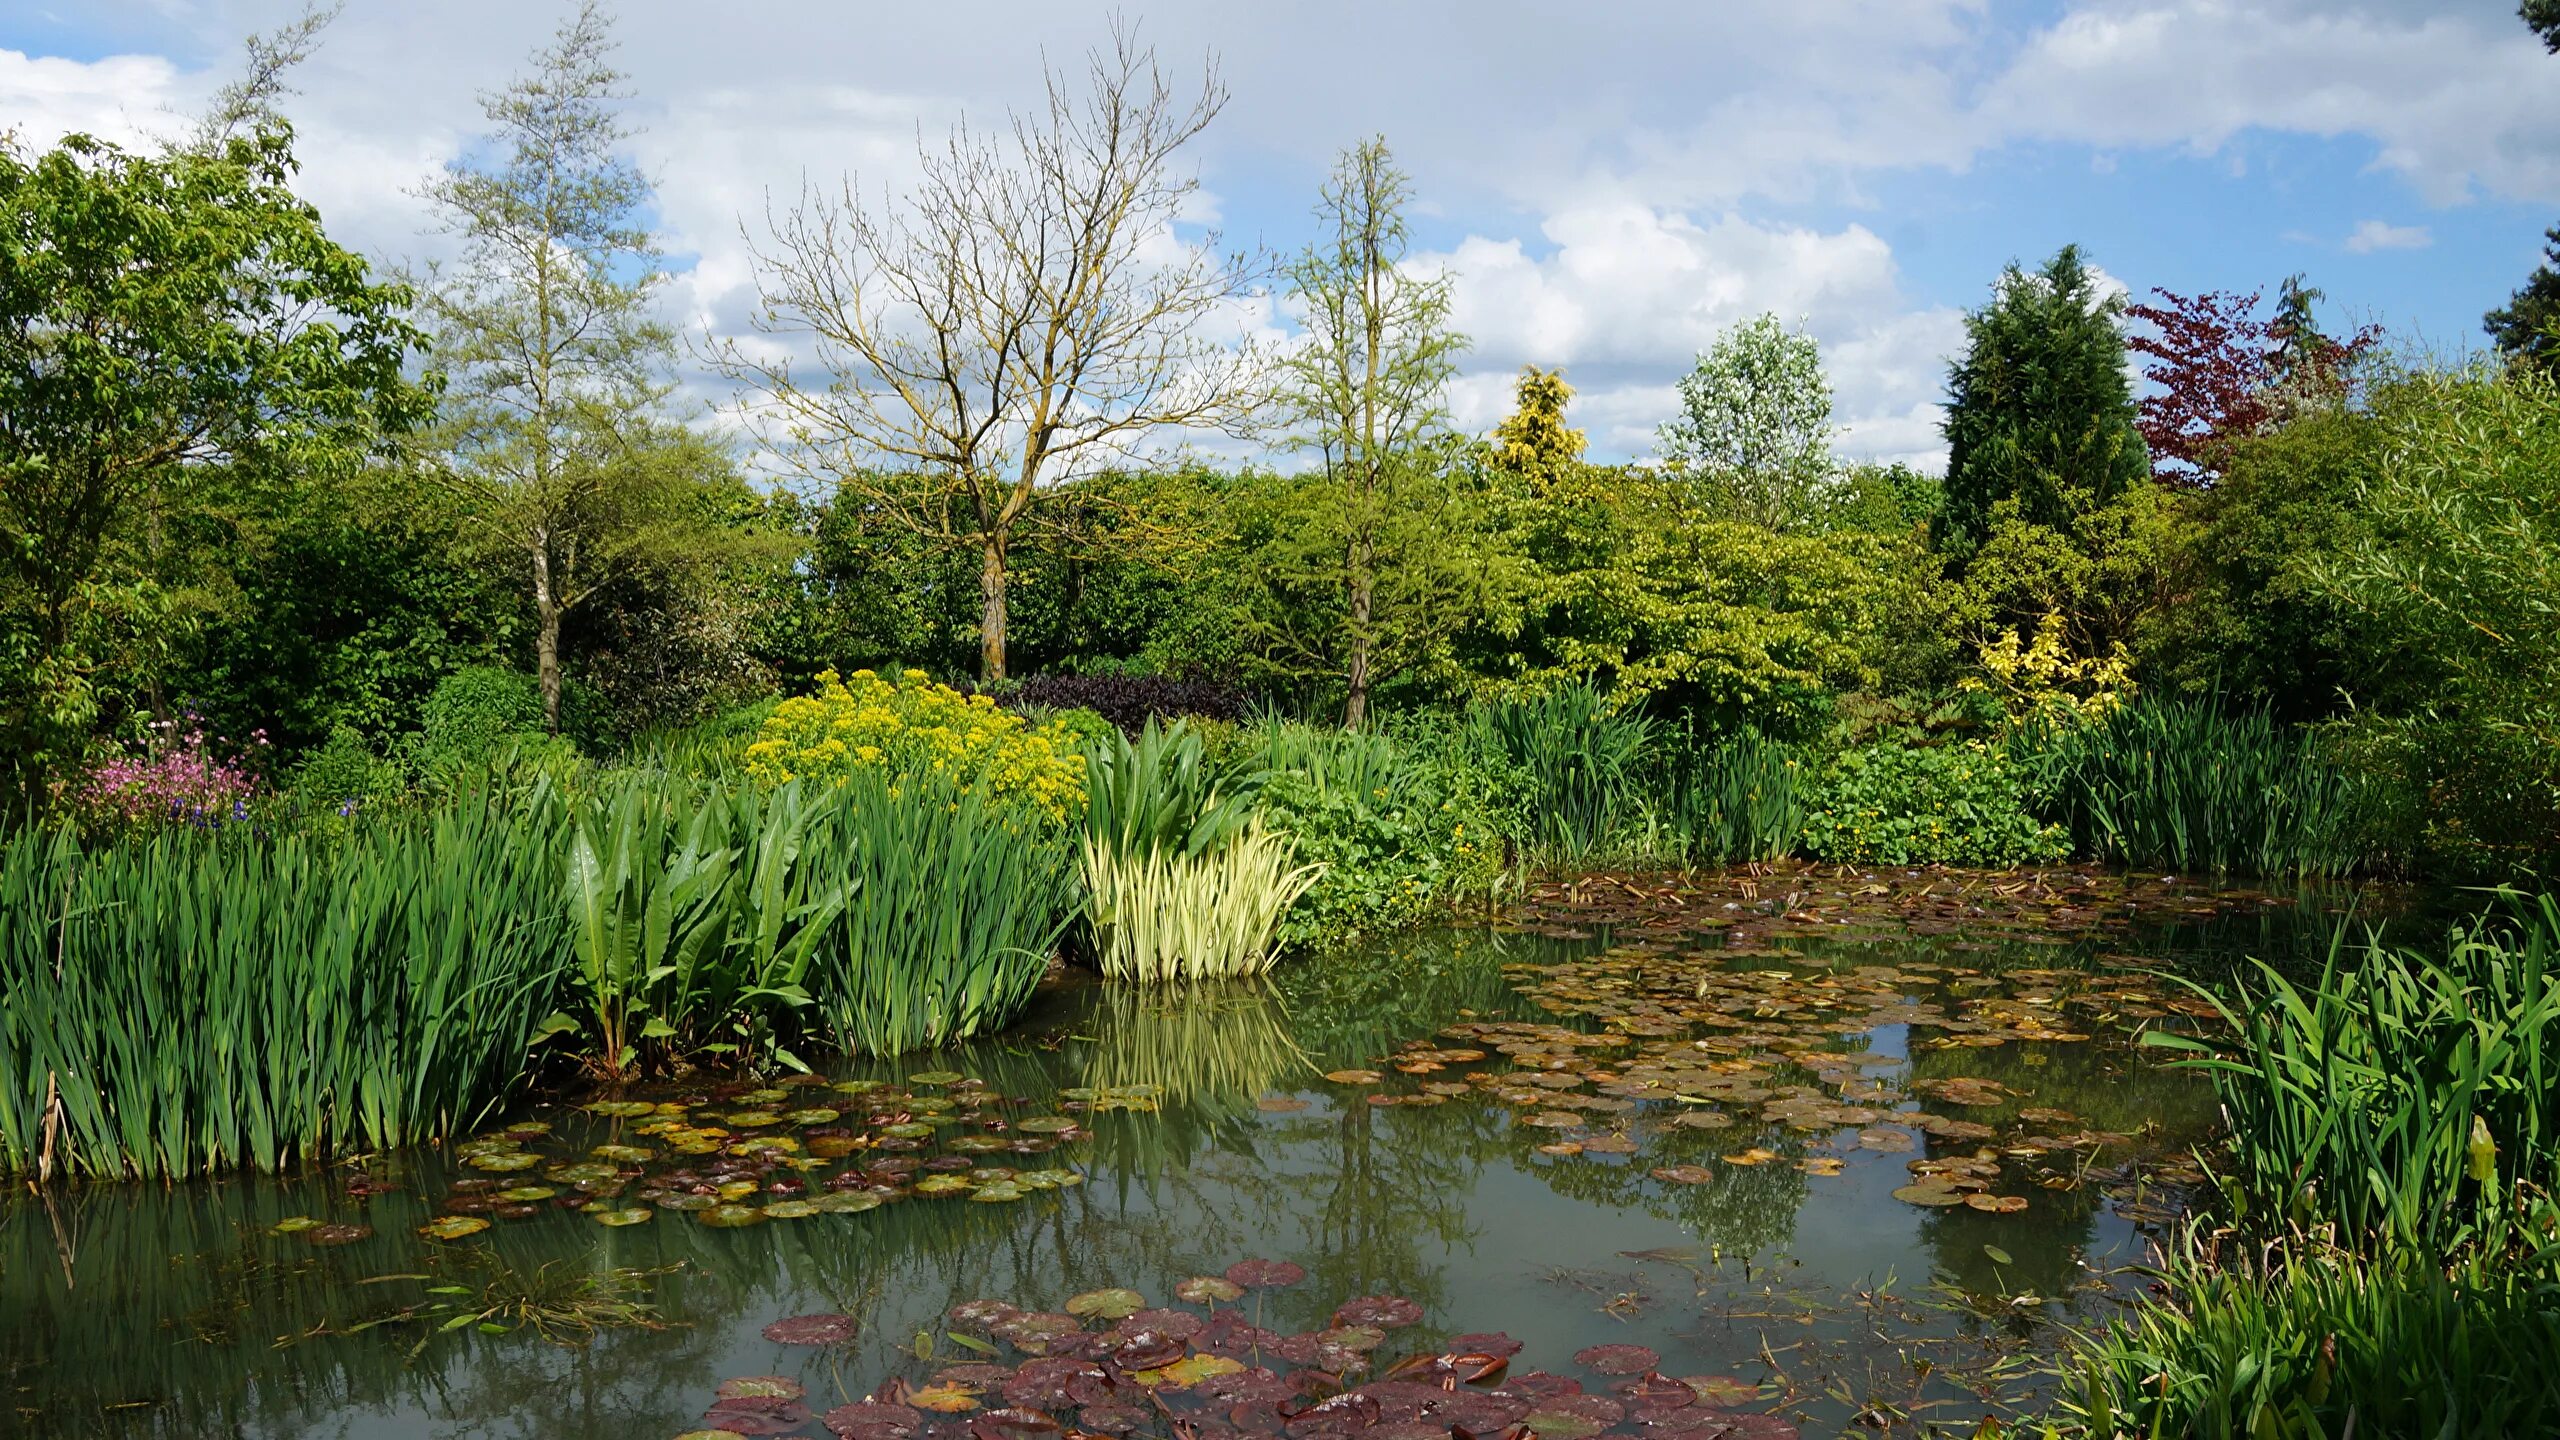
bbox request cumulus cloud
[2344,218,2433,253]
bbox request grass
[2018,697,2379,877]
[1639,727,1804,864]
[1464,682,1649,862]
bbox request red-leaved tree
[2125,279,2376,487]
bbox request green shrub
[1798,740,2066,866]
[1254,765,1501,949]
[290,724,405,817]
[410,665,553,785]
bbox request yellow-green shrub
[741,668,1084,823]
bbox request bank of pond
[4,865,2554,1438]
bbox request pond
[1,867,2393,1439]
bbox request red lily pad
[1332,1295,1424,1329]
[824,1402,922,1440]
[1574,1344,1659,1377]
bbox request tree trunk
[533,538,563,734]
[1343,559,1373,732]
[979,534,1009,682]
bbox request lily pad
[1174,1275,1245,1305]
[1964,1193,2029,1213]
[718,1376,807,1401]
[698,1204,768,1228]
[907,1070,966,1086]
[584,1100,657,1117]
[269,1216,321,1236]
[906,1383,981,1413]
[1065,1287,1145,1320]
[591,1207,654,1227]
[1890,1183,1966,1208]
[1574,1342,1660,1376]
[418,1215,490,1240]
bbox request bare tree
[712,25,1264,680]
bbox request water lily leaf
[1721,1148,1780,1166]
[914,1175,973,1197]
[814,1191,885,1214]
[1982,1244,2015,1265]
[674,1431,750,1440]
[1136,1352,1245,1388]
[1064,1287,1144,1320]
[466,1152,541,1172]
[584,1100,656,1117]
[496,1186,557,1203]
[727,1111,782,1128]
[908,1071,965,1086]
[1682,1376,1762,1405]
[591,1207,654,1227]
[763,1199,821,1219]
[968,1184,1027,1204]
[417,1216,490,1240]
[1223,1259,1306,1289]
[590,1144,654,1163]
[1333,1295,1423,1328]
[719,1376,807,1401]
[1322,1069,1381,1085]
[1174,1275,1246,1304]
[698,1204,768,1228]
[906,1383,981,1413]
[1798,1157,1846,1177]
[1650,1164,1715,1185]
[1256,1096,1309,1113]
[1964,1194,2029,1214]
[1574,1342,1659,1376]
[305,1223,373,1246]
[1890,1184,1965,1208]
[269,1216,321,1235]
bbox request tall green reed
[0,800,572,1179]
[1463,682,1650,862]
[1082,824,1321,983]
[2148,893,2560,1259]
[1084,719,1258,860]
[800,768,1079,1056]
[2017,697,2378,876]
[1638,728,1805,864]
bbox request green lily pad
[697,1204,767,1228]
[591,1207,654,1227]
[269,1216,321,1236]
[878,1123,934,1140]
[590,1144,654,1163]
[496,1186,557,1203]
[1175,1276,1246,1304]
[914,1175,973,1197]
[1014,1116,1078,1134]
[785,1109,840,1126]
[831,1079,884,1095]
[908,1070,965,1086]
[814,1191,885,1214]
[725,1110,781,1128]
[763,1199,821,1219]
[968,1184,1027,1203]
[418,1216,490,1240]
[466,1151,541,1172]
[583,1100,656,1117]
[1891,1183,1966,1207]
[1065,1287,1145,1320]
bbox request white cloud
[2344,218,2433,253]
[0,47,194,150]
[1423,205,1963,467]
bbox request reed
[2148,893,2560,1258]
[1083,719,1258,860]
[1463,682,1651,862]
[0,801,572,1179]
[2018,697,2378,876]
[1082,823,1322,983]
[1638,728,1805,864]
[800,768,1079,1056]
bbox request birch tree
[713,26,1262,681]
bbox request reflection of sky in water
[0,893,2374,1439]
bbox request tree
[418,0,718,732]
[1936,244,2149,559]
[1491,366,1586,485]
[1656,313,1839,531]
[2526,0,2560,52]
[1271,139,1475,730]
[0,124,423,797]
[2485,226,2560,377]
[2126,277,2374,486]
[716,26,1262,682]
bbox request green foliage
[1082,824,1321,983]
[1639,729,1805,865]
[409,665,551,786]
[558,775,840,1077]
[2016,698,2383,877]
[1936,244,2149,561]
[2148,896,2560,1259]
[291,725,405,817]
[1462,682,1650,862]
[2483,222,2559,375]
[1241,722,1507,949]
[1798,741,2067,866]
[2307,365,2560,876]
[2063,1238,2560,1440]
[1083,720,1256,861]
[0,122,426,797]
[800,768,1079,1056]
[0,806,571,1178]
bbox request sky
[5,0,2558,469]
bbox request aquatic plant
[802,768,1080,1056]
[1798,740,2068,867]
[1638,728,1803,864]
[1463,681,1651,862]
[2148,893,2560,1259]
[2015,696,2379,877]
[1083,719,1258,861]
[2062,1234,2560,1439]
[0,800,573,1178]
[1082,824,1321,983]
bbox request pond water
[2,868,2400,1439]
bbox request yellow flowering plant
[741,669,1085,823]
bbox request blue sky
[7,0,2556,466]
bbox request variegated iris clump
[742,668,1086,823]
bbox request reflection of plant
[1074,983,1314,1117]
[347,1259,673,1358]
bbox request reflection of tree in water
[1276,926,1585,1067]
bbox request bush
[290,724,405,819]
[742,667,1085,823]
[1003,672,1253,735]
[411,665,550,784]
[1798,740,2066,866]
[1251,748,1505,950]
[72,723,266,837]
